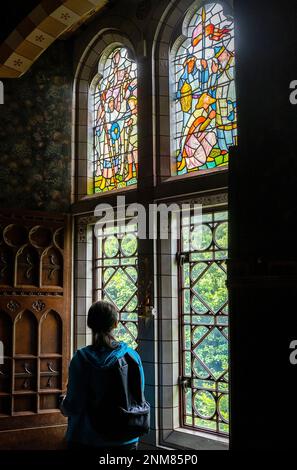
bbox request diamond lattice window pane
[180,209,229,435]
[105,268,137,310]
[193,263,227,313]
[194,328,228,380]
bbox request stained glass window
[94,221,138,349]
[92,48,138,193]
[179,209,229,435]
[173,3,237,175]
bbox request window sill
[71,185,138,214]
[161,427,229,451]
[161,165,228,183]
[80,184,137,200]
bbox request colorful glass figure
[93,48,138,192]
[174,4,237,175]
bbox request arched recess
[14,310,38,356]
[0,310,13,357]
[41,246,63,288]
[0,244,14,287]
[152,0,234,181]
[0,310,12,408]
[40,310,62,355]
[73,25,141,199]
[15,244,39,287]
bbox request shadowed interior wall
[229,0,297,450]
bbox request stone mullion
[136,49,158,445]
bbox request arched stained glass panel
[92,47,138,193]
[173,3,236,175]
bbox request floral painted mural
[0,42,73,212]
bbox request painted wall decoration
[92,47,138,193]
[0,42,72,212]
[173,3,237,175]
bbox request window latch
[178,376,191,391]
[176,252,189,266]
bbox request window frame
[156,193,229,450]
[72,0,234,451]
[92,217,139,349]
[154,1,234,448]
[89,46,138,195]
[73,31,137,202]
[154,0,234,185]
[177,206,229,437]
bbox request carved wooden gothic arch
[0,209,71,449]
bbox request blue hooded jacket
[62,342,145,447]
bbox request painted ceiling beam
[0,0,108,78]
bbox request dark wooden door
[0,210,71,449]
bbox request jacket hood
[78,342,129,369]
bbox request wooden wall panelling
[0,210,71,448]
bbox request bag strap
[117,352,144,404]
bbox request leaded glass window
[94,221,138,349]
[173,3,236,176]
[179,209,229,435]
[92,47,138,193]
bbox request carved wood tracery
[0,211,70,429]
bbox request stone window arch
[74,31,137,199]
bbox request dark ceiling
[1,1,41,43]
[0,0,119,44]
